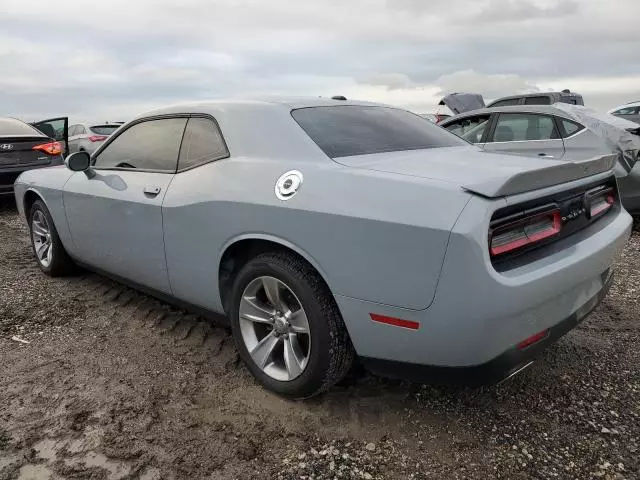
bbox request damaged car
[14,98,632,398]
[439,97,640,213]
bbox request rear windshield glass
[291,106,467,158]
[90,125,120,135]
[0,118,43,136]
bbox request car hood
[336,146,617,198]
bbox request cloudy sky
[1,0,638,123]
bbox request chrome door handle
[143,186,161,196]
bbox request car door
[63,116,188,293]
[483,112,565,159]
[442,114,492,145]
[31,117,69,156]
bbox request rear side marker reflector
[370,313,419,330]
[517,329,550,350]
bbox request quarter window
[489,113,559,142]
[93,118,187,172]
[560,119,584,138]
[178,117,228,170]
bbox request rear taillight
[32,141,62,156]
[588,188,615,218]
[490,209,562,257]
[88,135,107,142]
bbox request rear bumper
[360,269,614,385]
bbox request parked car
[30,117,69,157]
[608,101,640,125]
[487,90,584,108]
[0,117,65,197]
[14,98,631,398]
[440,105,640,212]
[68,123,123,154]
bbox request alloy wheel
[31,210,53,268]
[238,276,311,381]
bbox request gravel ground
[0,198,638,480]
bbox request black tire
[29,199,76,277]
[229,251,355,399]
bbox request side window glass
[178,117,229,170]
[69,125,78,136]
[491,98,520,107]
[93,118,187,172]
[524,96,551,105]
[445,116,491,143]
[560,119,584,138]
[77,125,86,135]
[491,113,559,142]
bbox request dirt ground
[0,199,638,480]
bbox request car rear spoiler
[463,154,618,198]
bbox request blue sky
[1,0,638,123]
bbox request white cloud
[0,0,638,121]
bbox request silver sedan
[440,105,640,212]
[14,98,631,398]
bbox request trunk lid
[0,136,54,167]
[336,146,617,198]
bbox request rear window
[90,125,120,135]
[291,106,466,159]
[0,118,43,136]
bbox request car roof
[137,97,386,119]
[440,105,577,125]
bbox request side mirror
[65,151,95,178]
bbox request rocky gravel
[0,199,638,480]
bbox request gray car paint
[13,98,632,369]
[440,105,640,211]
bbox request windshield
[291,106,467,159]
[90,125,120,135]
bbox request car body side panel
[483,138,566,159]
[13,167,76,249]
[161,157,471,313]
[63,171,174,293]
[336,182,631,365]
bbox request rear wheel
[229,251,354,398]
[29,199,75,276]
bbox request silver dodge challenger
[14,98,632,398]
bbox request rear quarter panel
[162,157,471,313]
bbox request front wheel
[29,199,75,276]
[229,251,354,398]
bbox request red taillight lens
[88,135,107,142]
[589,190,615,218]
[32,141,62,156]
[490,210,562,257]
